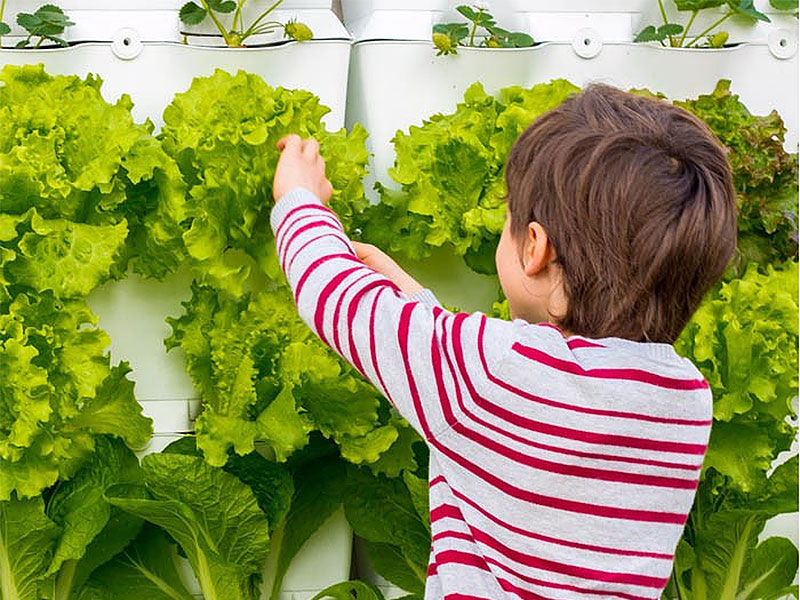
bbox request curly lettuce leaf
[106,453,270,600]
[676,262,797,494]
[0,291,152,500]
[166,283,405,469]
[159,69,368,295]
[1,209,127,299]
[0,64,187,282]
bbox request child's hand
[274,134,334,203]
[352,241,424,296]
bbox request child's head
[497,83,737,343]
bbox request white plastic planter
[345,39,798,312]
[87,269,197,403]
[340,0,520,42]
[511,0,797,44]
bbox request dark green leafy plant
[178,0,313,47]
[432,4,533,55]
[0,437,151,600]
[15,4,73,48]
[344,465,431,598]
[311,581,392,600]
[633,0,787,48]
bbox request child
[270,84,737,600]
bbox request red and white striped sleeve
[270,187,498,441]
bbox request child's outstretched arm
[271,135,500,442]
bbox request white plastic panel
[139,399,201,433]
[271,508,354,600]
[516,0,796,43]
[87,268,197,404]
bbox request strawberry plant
[0,3,74,48]
[432,4,533,56]
[633,0,796,48]
[178,0,312,47]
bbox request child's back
[418,312,711,600]
[270,83,737,599]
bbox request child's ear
[522,222,556,277]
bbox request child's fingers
[277,134,302,152]
[322,178,334,201]
[302,138,320,158]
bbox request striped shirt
[271,188,712,600]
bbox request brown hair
[505,83,737,344]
